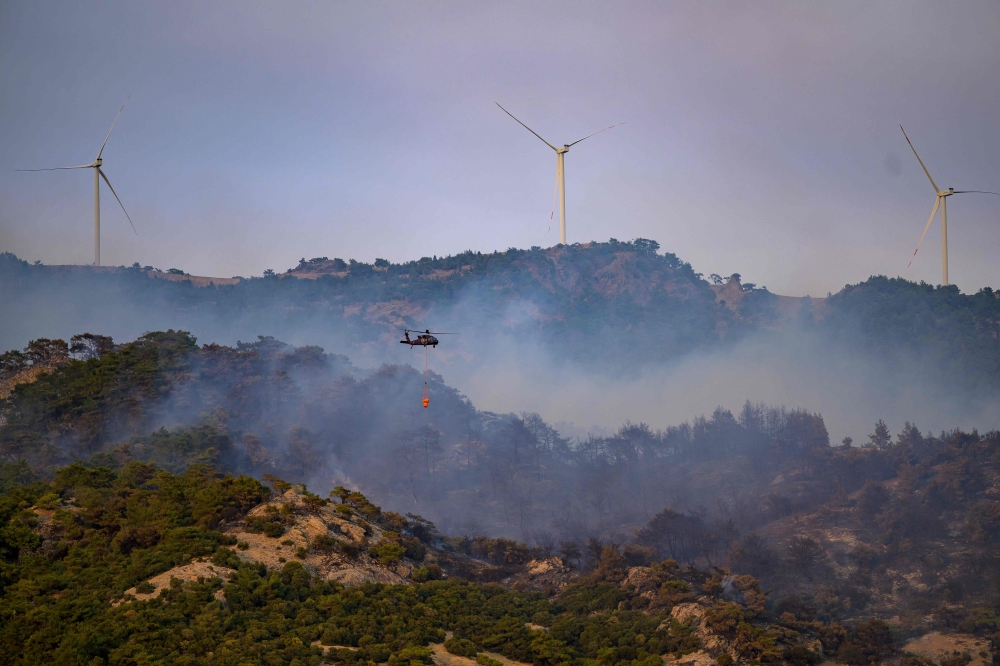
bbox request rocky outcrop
[222,487,415,586]
[503,557,576,591]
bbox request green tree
[867,419,891,451]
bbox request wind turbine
[497,103,622,245]
[901,125,999,286]
[18,97,136,266]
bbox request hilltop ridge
[2,240,999,388]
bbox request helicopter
[399,329,456,348]
[399,329,457,408]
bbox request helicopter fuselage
[400,331,438,347]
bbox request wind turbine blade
[567,122,625,147]
[953,190,1000,195]
[900,125,939,193]
[549,157,559,232]
[907,196,940,268]
[98,168,136,234]
[496,102,557,151]
[97,94,131,159]
[17,164,96,171]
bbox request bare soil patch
[117,559,234,605]
[903,632,990,666]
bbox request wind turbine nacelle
[95,158,102,166]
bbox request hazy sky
[1,1,998,296]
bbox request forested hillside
[5,332,1000,662]
[0,461,903,666]
[5,330,1000,614]
[822,276,1000,392]
[3,435,1000,665]
[0,330,831,541]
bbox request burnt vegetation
[1,330,832,542]
[3,329,1000,659]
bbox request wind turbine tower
[901,125,999,286]
[497,103,622,245]
[19,98,136,266]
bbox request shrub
[370,540,406,564]
[35,492,61,510]
[477,655,503,666]
[237,541,249,551]
[135,581,155,594]
[362,643,392,662]
[531,611,553,627]
[621,543,655,567]
[328,647,362,663]
[960,606,1000,634]
[939,655,972,666]
[445,638,478,658]
[782,645,822,666]
[263,521,285,538]
[321,625,356,647]
[410,565,443,582]
[659,579,692,606]
[295,546,308,559]
[302,493,328,512]
[313,533,337,553]
[388,646,434,666]
[402,536,426,561]
[829,619,896,666]
[245,515,286,537]
[704,602,745,637]
[470,535,530,564]
[211,547,241,569]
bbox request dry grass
[0,363,62,400]
[116,559,234,605]
[903,632,990,666]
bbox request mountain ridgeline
[3,240,1000,391]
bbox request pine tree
[867,419,891,451]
